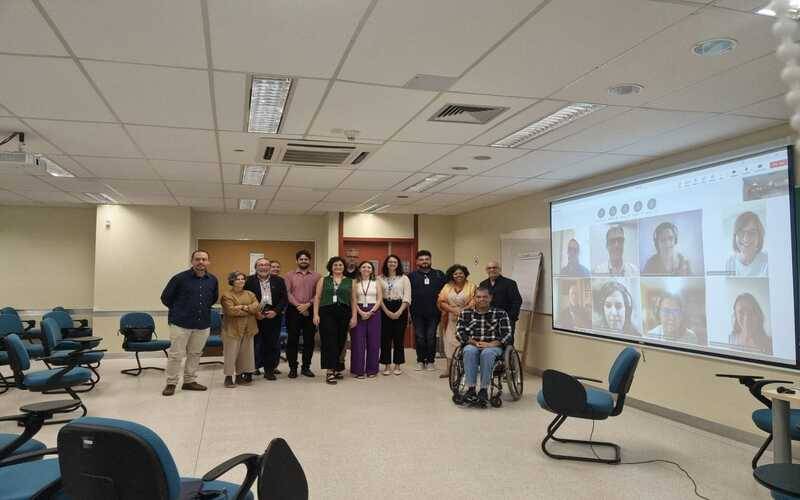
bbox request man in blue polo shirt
[160,249,219,396]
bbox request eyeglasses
[736,228,759,239]
[660,307,682,317]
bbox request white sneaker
[415,362,425,371]
[426,363,437,371]
[382,365,392,376]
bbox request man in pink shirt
[284,250,321,378]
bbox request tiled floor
[0,351,771,499]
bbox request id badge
[333,295,338,303]
[362,301,368,308]
[424,276,430,285]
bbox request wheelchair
[449,342,524,408]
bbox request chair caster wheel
[490,396,502,408]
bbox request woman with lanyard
[351,260,383,379]
[313,256,357,385]
[379,255,411,375]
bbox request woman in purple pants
[350,261,383,379]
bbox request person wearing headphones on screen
[595,280,640,336]
[593,225,639,276]
[646,293,697,344]
[642,222,691,275]
[725,212,768,277]
[729,293,772,355]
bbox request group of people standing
[158,247,523,394]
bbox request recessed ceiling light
[490,103,604,148]
[363,203,390,213]
[451,166,468,171]
[473,155,491,160]
[756,1,800,18]
[404,174,453,193]
[233,148,245,152]
[247,76,292,133]
[692,38,737,57]
[241,165,267,186]
[607,83,644,97]
[239,199,257,210]
[82,192,117,204]
[35,155,74,177]
[397,195,409,199]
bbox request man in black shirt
[245,258,288,380]
[408,250,446,371]
[160,250,219,396]
[479,261,522,335]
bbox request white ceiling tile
[263,165,289,186]
[175,197,224,209]
[214,72,247,132]
[483,150,596,178]
[223,185,277,200]
[734,95,790,120]
[394,93,534,144]
[647,55,786,113]
[304,135,384,145]
[225,198,268,211]
[282,166,353,189]
[554,8,776,106]
[452,0,698,97]
[267,208,308,215]
[423,145,528,175]
[321,189,380,203]
[309,82,436,140]
[615,114,783,156]
[25,120,141,157]
[539,154,647,181]
[127,126,218,161]
[165,181,222,197]
[268,200,316,211]
[124,194,177,206]
[45,178,113,193]
[414,192,472,206]
[359,142,457,172]
[281,79,329,135]
[104,179,170,196]
[0,118,62,155]
[74,157,158,179]
[339,0,536,86]
[217,132,303,164]
[0,174,61,192]
[312,202,360,212]
[491,178,562,194]
[222,163,242,184]
[86,61,213,128]
[339,170,412,190]
[441,176,520,194]
[545,109,711,153]
[713,0,764,12]
[42,0,206,67]
[392,173,468,193]
[23,191,84,204]
[0,190,34,202]
[207,0,372,77]
[150,160,220,182]
[0,56,114,121]
[274,187,329,202]
[368,191,431,206]
[0,0,68,56]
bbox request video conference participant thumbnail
[592,278,641,336]
[639,210,704,276]
[592,224,639,276]
[641,277,706,346]
[726,211,768,277]
[729,292,773,355]
[553,278,592,330]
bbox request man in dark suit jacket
[479,261,523,335]
[245,258,288,380]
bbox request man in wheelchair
[455,286,512,408]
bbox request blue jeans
[463,345,503,389]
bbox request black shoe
[334,372,343,380]
[253,369,262,376]
[289,368,298,379]
[477,388,489,408]
[264,373,276,381]
[463,387,478,406]
[162,384,176,396]
[273,368,281,375]
[301,368,315,378]
[224,376,236,388]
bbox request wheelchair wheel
[504,347,524,401]
[490,395,502,408]
[449,347,465,395]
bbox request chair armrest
[716,373,765,387]
[20,329,43,341]
[0,413,25,423]
[202,453,259,482]
[23,320,36,331]
[574,376,603,384]
[73,319,89,328]
[69,336,102,343]
[0,447,57,467]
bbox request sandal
[326,373,337,385]
[334,372,344,380]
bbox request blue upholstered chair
[4,333,93,424]
[119,312,171,376]
[0,451,62,500]
[537,346,641,464]
[43,309,92,339]
[0,315,45,359]
[57,416,258,499]
[40,317,105,391]
[201,309,224,366]
[0,307,39,337]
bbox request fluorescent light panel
[239,199,257,210]
[403,174,452,193]
[35,155,74,177]
[82,192,117,204]
[363,203,390,213]
[241,165,267,186]
[490,103,604,148]
[247,77,292,133]
[757,1,800,17]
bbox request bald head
[486,260,501,280]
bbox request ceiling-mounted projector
[0,150,34,165]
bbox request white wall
[343,213,413,238]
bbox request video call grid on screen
[550,146,799,368]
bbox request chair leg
[121,351,166,376]
[0,370,10,394]
[752,434,773,470]
[541,414,621,464]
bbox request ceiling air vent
[256,139,379,167]
[429,104,508,124]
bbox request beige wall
[453,124,793,435]
[0,206,95,309]
[342,213,413,238]
[418,215,455,270]
[326,212,339,262]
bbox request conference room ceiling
[0,0,788,215]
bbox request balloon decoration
[771,1,800,149]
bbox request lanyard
[360,280,371,307]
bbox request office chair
[0,307,39,337]
[201,309,224,366]
[4,333,93,424]
[118,312,170,376]
[0,315,45,359]
[716,373,800,469]
[0,447,62,500]
[0,399,81,462]
[42,309,92,339]
[537,346,641,464]
[57,417,259,500]
[258,437,309,500]
[40,317,105,391]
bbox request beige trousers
[223,334,255,377]
[166,325,210,385]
